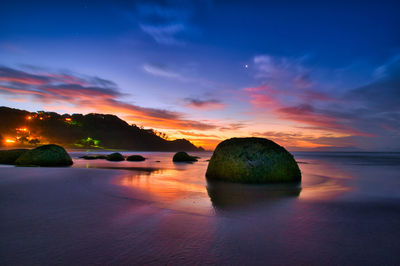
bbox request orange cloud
[0,66,217,132]
[0,77,47,85]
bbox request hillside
[0,106,204,151]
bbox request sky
[0,0,399,150]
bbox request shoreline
[1,153,400,265]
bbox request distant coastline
[0,106,204,152]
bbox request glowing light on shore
[65,118,72,122]
[5,139,16,144]
[26,116,32,120]
[17,127,28,132]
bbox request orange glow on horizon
[39,104,355,151]
[293,140,332,148]
[4,138,16,144]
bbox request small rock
[106,152,125,161]
[127,155,146,161]
[172,151,198,162]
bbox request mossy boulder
[106,152,125,161]
[206,137,301,183]
[15,144,73,166]
[80,155,107,160]
[0,149,29,164]
[127,155,146,161]
[172,151,198,162]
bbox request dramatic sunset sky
[1,0,399,150]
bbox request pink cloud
[0,66,217,131]
[244,83,371,137]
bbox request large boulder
[206,137,301,183]
[106,152,125,161]
[172,151,198,162]
[0,149,29,164]
[15,144,73,166]
[127,155,146,161]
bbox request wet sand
[0,152,400,265]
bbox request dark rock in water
[206,137,301,183]
[0,149,29,164]
[172,151,198,162]
[155,160,161,162]
[15,144,72,166]
[106,152,125,161]
[80,155,107,160]
[127,155,146,161]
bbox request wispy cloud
[177,131,219,138]
[244,54,400,150]
[143,62,217,88]
[251,130,357,150]
[276,104,372,137]
[244,84,360,136]
[246,55,365,135]
[140,23,186,45]
[143,63,182,79]
[0,65,217,131]
[253,55,310,85]
[184,97,225,110]
[133,0,208,45]
[347,55,400,112]
[219,122,247,131]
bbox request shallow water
[0,151,399,265]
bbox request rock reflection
[206,179,301,211]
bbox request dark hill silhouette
[0,106,204,151]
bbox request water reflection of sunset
[71,152,355,212]
[115,158,354,212]
[118,169,207,200]
[116,168,214,214]
[297,158,353,200]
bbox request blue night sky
[0,0,399,150]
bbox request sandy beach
[1,152,400,265]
